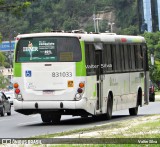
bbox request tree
[0,74,10,89]
[0,0,32,15]
[119,25,139,35]
[0,51,5,66]
[143,32,160,87]
[0,32,2,42]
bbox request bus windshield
[16,36,81,62]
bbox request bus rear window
[16,37,81,62]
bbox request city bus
[13,32,149,123]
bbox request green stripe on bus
[14,63,22,77]
[76,41,86,76]
[93,84,97,97]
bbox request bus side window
[106,44,112,72]
[85,43,96,75]
[130,45,136,70]
[120,45,125,71]
[134,45,142,70]
[123,45,129,71]
[137,45,143,69]
[103,44,112,73]
[111,45,117,71]
[115,45,121,72]
[103,44,107,73]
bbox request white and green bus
[13,32,149,123]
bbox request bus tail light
[79,82,85,88]
[15,89,20,94]
[16,37,20,41]
[13,82,22,100]
[78,82,85,93]
[75,82,85,100]
[77,88,83,93]
[14,83,19,88]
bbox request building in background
[0,41,15,86]
[0,67,13,90]
[138,0,160,33]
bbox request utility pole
[108,22,115,33]
[93,13,97,33]
[93,6,97,33]
[96,18,102,33]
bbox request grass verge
[31,114,160,146]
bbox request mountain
[0,0,139,41]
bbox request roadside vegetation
[36,114,160,138]
[32,114,160,146]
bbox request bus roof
[16,32,146,44]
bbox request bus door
[94,43,103,112]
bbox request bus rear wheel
[51,114,61,124]
[129,107,138,116]
[41,113,52,123]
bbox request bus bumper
[13,98,91,115]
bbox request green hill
[0,0,139,40]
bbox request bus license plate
[43,90,54,95]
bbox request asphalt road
[0,101,159,138]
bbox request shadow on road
[23,114,144,127]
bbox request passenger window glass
[111,45,117,71]
[123,45,129,70]
[85,44,96,75]
[115,45,121,71]
[103,44,112,73]
[130,45,136,70]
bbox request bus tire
[41,114,52,123]
[51,114,61,124]
[129,107,138,116]
[106,94,113,120]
